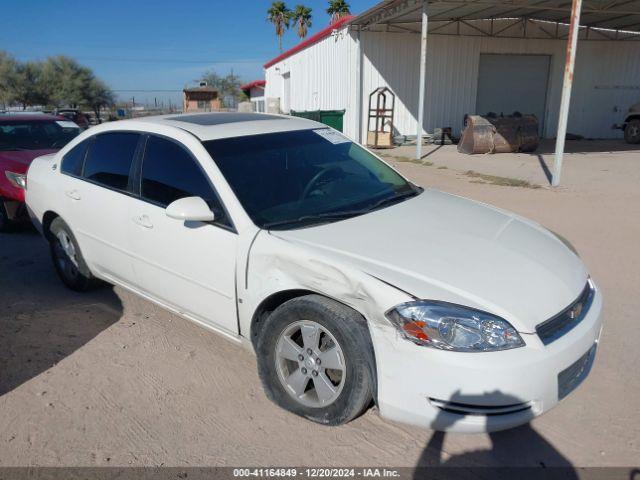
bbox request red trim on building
[240,80,266,91]
[263,15,354,69]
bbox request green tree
[0,51,20,107]
[199,70,243,107]
[327,0,350,23]
[267,1,291,53]
[41,56,93,108]
[84,78,115,122]
[13,61,48,109]
[290,5,312,39]
[0,51,115,112]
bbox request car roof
[0,113,66,123]
[109,112,329,141]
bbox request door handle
[65,190,81,201]
[132,214,153,229]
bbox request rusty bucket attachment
[457,113,539,154]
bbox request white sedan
[25,113,603,432]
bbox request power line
[113,89,182,92]
[11,54,265,65]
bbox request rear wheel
[257,295,375,426]
[624,119,640,144]
[49,217,95,291]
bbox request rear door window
[61,139,90,177]
[83,132,140,191]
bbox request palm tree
[290,5,313,40]
[267,1,291,53]
[326,0,350,24]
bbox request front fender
[238,230,411,350]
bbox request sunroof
[167,113,286,126]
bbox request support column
[416,0,428,160]
[355,27,364,144]
[552,0,582,186]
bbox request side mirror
[165,196,215,222]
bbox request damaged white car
[26,113,603,432]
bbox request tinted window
[203,129,416,229]
[61,139,89,176]
[0,120,80,151]
[83,132,139,190]
[141,136,227,224]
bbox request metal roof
[264,15,355,68]
[183,85,218,93]
[350,0,640,34]
[239,80,266,91]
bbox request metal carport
[349,0,640,185]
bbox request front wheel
[624,119,640,144]
[257,295,375,426]
[49,217,95,291]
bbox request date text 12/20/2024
[232,469,400,478]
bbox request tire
[0,201,12,233]
[257,294,375,426]
[49,217,95,291]
[624,119,640,144]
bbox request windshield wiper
[365,188,421,212]
[263,210,365,229]
[263,189,421,230]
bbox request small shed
[183,82,220,113]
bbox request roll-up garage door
[476,54,551,135]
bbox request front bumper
[370,285,603,433]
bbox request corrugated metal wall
[265,25,640,141]
[265,30,353,112]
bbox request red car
[0,114,80,231]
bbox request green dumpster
[291,110,345,132]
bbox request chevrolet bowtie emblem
[569,303,583,320]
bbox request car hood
[0,149,57,172]
[272,190,588,332]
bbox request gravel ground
[0,144,638,470]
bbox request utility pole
[416,0,428,160]
[552,0,583,186]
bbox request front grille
[558,344,596,400]
[536,281,594,345]
[428,398,532,416]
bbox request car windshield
[203,128,420,230]
[0,120,80,151]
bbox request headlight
[385,301,525,352]
[5,171,27,190]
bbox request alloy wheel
[275,320,346,408]
[54,230,79,281]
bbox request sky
[1,0,372,107]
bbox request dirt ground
[1,142,639,469]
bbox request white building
[264,0,640,149]
[240,80,267,113]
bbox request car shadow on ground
[0,228,122,397]
[413,391,578,479]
